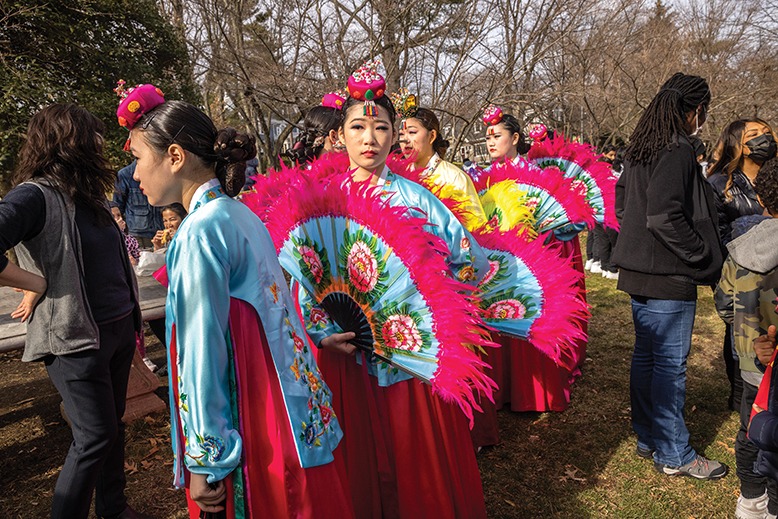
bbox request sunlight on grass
[480,262,741,518]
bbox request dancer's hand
[320,331,357,356]
[189,473,225,513]
[754,325,777,366]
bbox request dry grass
[0,266,741,517]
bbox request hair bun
[214,128,257,197]
[215,128,257,164]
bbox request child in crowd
[716,156,778,518]
[111,203,140,265]
[151,203,186,251]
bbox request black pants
[737,379,778,511]
[44,313,136,519]
[586,228,598,261]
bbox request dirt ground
[0,272,739,518]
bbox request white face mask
[690,110,702,137]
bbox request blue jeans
[630,297,697,467]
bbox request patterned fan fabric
[394,155,590,366]
[528,134,619,230]
[474,159,596,239]
[242,165,496,420]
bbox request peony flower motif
[486,299,527,320]
[479,260,501,287]
[460,237,471,250]
[302,421,320,446]
[292,332,305,352]
[381,314,424,352]
[457,265,476,282]
[571,179,588,196]
[299,245,325,284]
[199,434,225,462]
[309,307,330,326]
[524,196,541,211]
[320,404,333,426]
[347,240,379,292]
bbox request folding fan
[242,163,496,420]
[474,159,596,240]
[471,227,589,369]
[392,155,590,367]
[527,126,619,230]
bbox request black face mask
[745,133,777,163]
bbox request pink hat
[346,59,386,116]
[321,91,347,110]
[114,80,165,129]
[482,105,504,127]
[528,123,548,141]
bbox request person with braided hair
[117,84,353,518]
[612,73,728,480]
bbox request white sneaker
[736,491,768,519]
[584,258,595,271]
[589,261,603,274]
[142,356,158,373]
[603,270,619,280]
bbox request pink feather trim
[528,134,619,230]
[243,158,497,423]
[476,159,596,232]
[472,227,589,369]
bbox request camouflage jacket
[715,217,778,375]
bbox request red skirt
[172,299,354,519]
[481,236,588,413]
[313,347,488,519]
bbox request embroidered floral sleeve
[294,280,343,347]
[167,233,242,483]
[395,177,490,285]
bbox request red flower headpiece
[321,90,347,110]
[482,105,504,127]
[115,80,165,130]
[346,59,386,117]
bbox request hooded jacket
[714,215,777,382]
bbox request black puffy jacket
[707,170,764,246]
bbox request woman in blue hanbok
[295,65,490,519]
[116,84,352,518]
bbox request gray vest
[15,180,140,361]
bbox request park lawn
[0,264,741,517]
[479,271,740,518]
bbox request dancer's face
[485,123,519,161]
[339,104,396,181]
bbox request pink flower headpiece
[529,123,548,142]
[482,104,504,127]
[321,90,347,110]
[115,80,165,130]
[346,59,386,117]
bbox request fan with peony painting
[241,166,496,419]
[393,154,590,367]
[473,158,596,240]
[527,125,619,230]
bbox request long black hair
[495,114,530,155]
[625,73,711,165]
[135,100,256,196]
[14,104,116,223]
